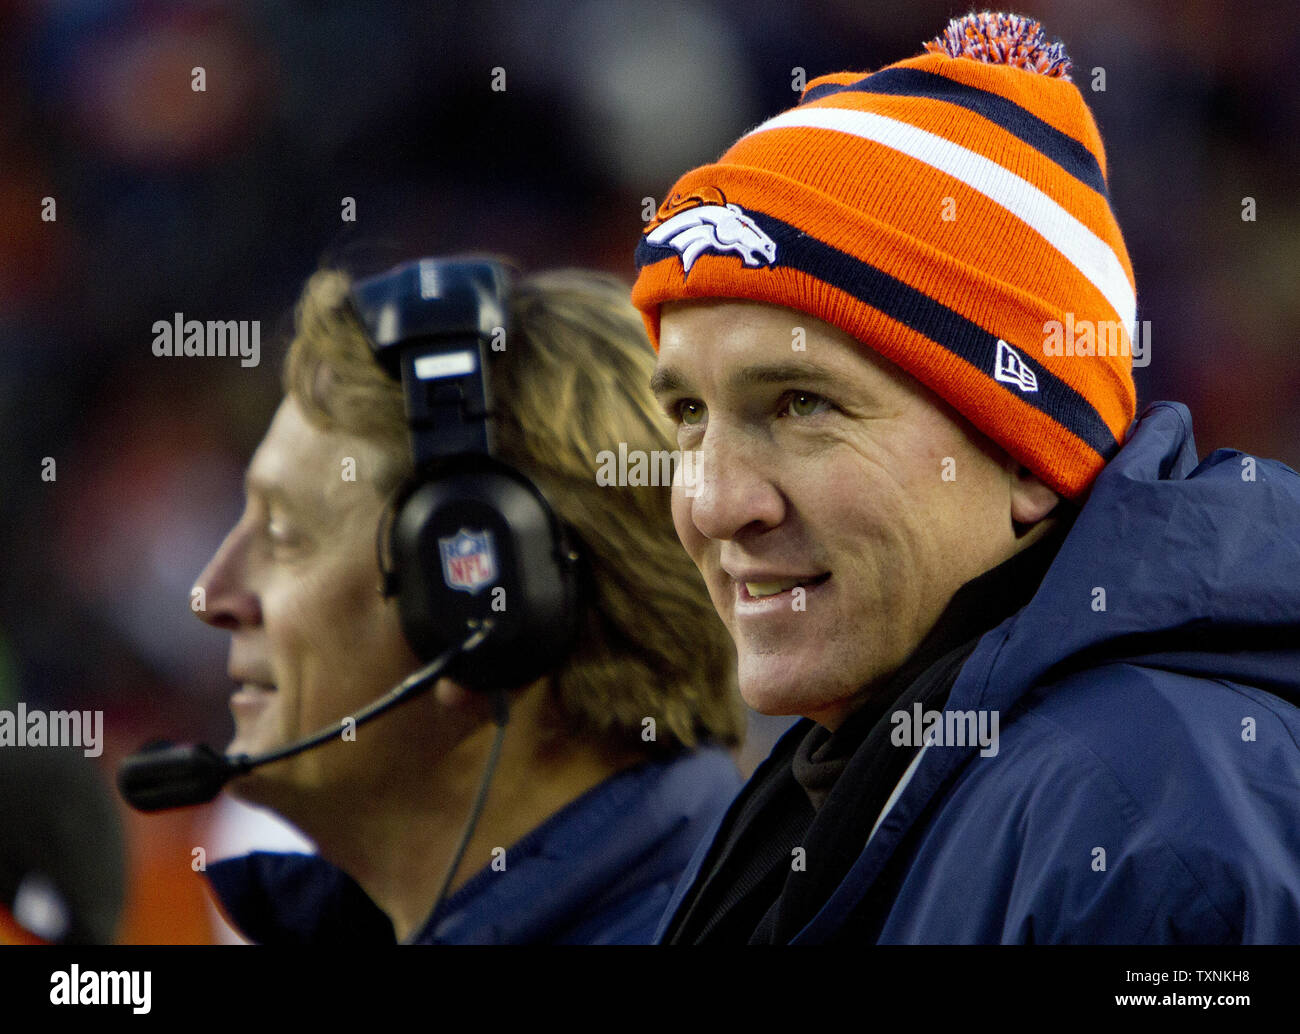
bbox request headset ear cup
[387,458,581,690]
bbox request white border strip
[744,108,1137,340]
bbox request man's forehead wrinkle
[651,358,854,401]
[729,361,843,389]
[247,405,376,504]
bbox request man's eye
[675,400,707,426]
[266,519,301,548]
[784,391,831,417]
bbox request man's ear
[1009,465,1059,526]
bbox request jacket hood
[978,400,1300,713]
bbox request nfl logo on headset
[439,528,498,595]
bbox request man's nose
[192,523,261,631]
[684,423,784,542]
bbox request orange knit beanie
[632,12,1138,501]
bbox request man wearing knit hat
[633,12,1300,943]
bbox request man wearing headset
[194,264,745,944]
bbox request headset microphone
[119,628,486,812]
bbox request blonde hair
[284,266,743,753]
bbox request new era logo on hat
[994,339,1039,393]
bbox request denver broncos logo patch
[643,190,777,277]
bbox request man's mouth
[737,573,831,600]
[230,682,276,728]
[230,680,277,709]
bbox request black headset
[118,257,585,819]
[351,257,584,692]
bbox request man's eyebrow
[650,360,841,399]
[649,365,685,399]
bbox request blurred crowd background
[0,0,1296,943]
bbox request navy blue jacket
[206,745,741,944]
[657,402,1300,943]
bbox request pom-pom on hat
[632,12,1137,502]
